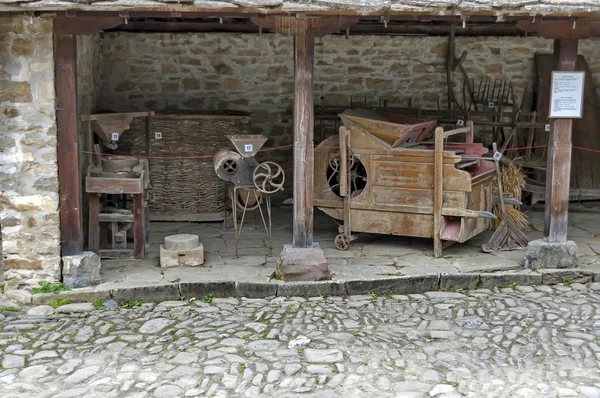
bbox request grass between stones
[0,306,20,313]
[49,298,72,308]
[31,282,71,294]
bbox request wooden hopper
[227,134,268,158]
[339,109,436,148]
[82,112,154,142]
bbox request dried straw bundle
[491,160,528,231]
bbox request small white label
[111,132,119,141]
[545,124,551,132]
[488,101,495,109]
[456,119,465,126]
[155,132,163,139]
[244,144,253,153]
[493,151,502,160]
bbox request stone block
[540,269,593,285]
[180,281,236,299]
[346,275,439,296]
[62,252,101,288]
[279,243,331,282]
[478,272,542,290]
[236,282,278,298]
[6,289,32,305]
[439,274,480,291]
[3,258,42,270]
[524,239,579,270]
[110,284,180,303]
[0,81,32,103]
[277,281,347,298]
[32,288,110,305]
[165,234,199,251]
[160,243,204,268]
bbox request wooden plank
[133,194,145,259]
[371,186,465,209]
[350,210,434,239]
[88,194,100,254]
[433,127,444,258]
[81,111,154,122]
[545,39,578,242]
[85,177,143,194]
[55,33,83,257]
[317,199,492,219]
[292,33,315,248]
[370,161,471,192]
[98,213,134,223]
[149,212,226,222]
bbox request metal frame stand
[230,185,273,257]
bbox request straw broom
[490,158,528,231]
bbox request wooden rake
[482,143,529,252]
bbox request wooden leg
[133,194,145,259]
[88,194,100,254]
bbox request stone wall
[0,16,60,288]
[97,33,600,192]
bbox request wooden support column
[293,33,315,248]
[55,33,83,256]
[544,39,578,242]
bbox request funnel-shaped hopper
[90,113,137,142]
[227,135,267,157]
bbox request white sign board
[549,72,585,118]
[244,144,253,153]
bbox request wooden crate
[117,113,252,221]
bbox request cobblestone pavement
[2,285,600,398]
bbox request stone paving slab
[2,285,600,397]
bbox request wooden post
[433,127,444,257]
[292,33,315,249]
[55,33,83,256]
[544,39,578,242]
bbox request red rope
[573,145,600,153]
[82,143,600,160]
[82,144,293,160]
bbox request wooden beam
[111,20,527,36]
[55,33,83,256]
[251,16,358,37]
[54,16,123,35]
[517,20,600,39]
[292,33,315,248]
[544,39,578,242]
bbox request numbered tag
[244,144,253,153]
[488,101,495,109]
[493,151,502,161]
[155,132,163,140]
[456,119,465,126]
[111,132,119,141]
[545,124,551,132]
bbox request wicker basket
[116,113,252,220]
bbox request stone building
[1,1,600,290]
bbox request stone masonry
[0,16,60,288]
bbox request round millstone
[164,234,199,251]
